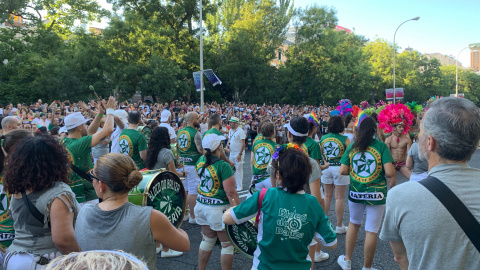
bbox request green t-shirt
[232,188,337,270]
[196,155,234,205]
[304,137,322,161]
[64,136,96,203]
[320,133,348,166]
[252,138,278,183]
[0,173,14,248]
[253,133,263,145]
[177,126,201,166]
[119,129,147,169]
[340,140,394,205]
[202,128,223,139]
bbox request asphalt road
[157,149,480,270]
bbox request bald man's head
[185,112,200,128]
[1,116,20,134]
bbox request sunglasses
[89,170,100,181]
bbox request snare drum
[225,220,258,259]
[128,169,186,228]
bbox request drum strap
[255,188,268,226]
[21,191,45,225]
[70,164,93,183]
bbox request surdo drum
[128,169,186,228]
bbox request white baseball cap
[202,134,223,151]
[59,112,88,133]
[114,109,128,124]
[160,110,171,122]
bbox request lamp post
[199,0,204,113]
[456,47,469,97]
[393,16,420,104]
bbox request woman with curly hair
[337,117,396,270]
[3,134,81,269]
[0,129,34,249]
[74,153,190,270]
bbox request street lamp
[456,47,469,97]
[393,16,420,104]
[199,0,204,113]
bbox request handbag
[419,175,480,253]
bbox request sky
[91,0,479,68]
[294,0,480,68]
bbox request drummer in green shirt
[118,111,148,169]
[63,97,117,204]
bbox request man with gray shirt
[380,98,480,269]
[405,142,429,181]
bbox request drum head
[144,171,186,228]
[225,220,258,259]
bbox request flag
[193,71,205,92]
[204,69,222,86]
[308,111,319,126]
[354,110,368,127]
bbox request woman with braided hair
[337,116,396,270]
[195,134,240,270]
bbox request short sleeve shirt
[252,138,278,183]
[304,137,322,160]
[231,188,337,270]
[407,142,429,174]
[196,155,234,205]
[64,136,95,203]
[119,129,147,169]
[151,148,174,170]
[228,128,246,153]
[340,140,394,205]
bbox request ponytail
[199,149,212,178]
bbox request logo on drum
[149,179,183,226]
[119,135,133,157]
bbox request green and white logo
[352,152,376,177]
[178,132,190,150]
[323,141,340,158]
[119,135,132,157]
[253,143,274,169]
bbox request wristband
[96,114,105,117]
[106,108,114,115]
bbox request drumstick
[89,85,101,101]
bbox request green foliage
[1,2,480,106]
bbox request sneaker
[188,217,197,224]
[336,225,348,234]
[161,249,183,258]
[156,246,162,254]
[236,187,243,191]
[337,255,351,270]
[314,251,329,262]
[362,268,378,270]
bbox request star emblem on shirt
[0,193,6,212]
[255,146,271,165]
[353,153,375,174]
[119,139,129,154]
[324,142,339,157]
[200,173,213,191]
[178,133,188,149]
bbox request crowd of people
[0,96,479,270]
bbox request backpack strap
[419,175,480,253]
[21,191,45,225]
[255,188,268,226]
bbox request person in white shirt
[225,117,246,191]
[31,113,50,127]
[159,110,176,143]
[110,109,127,153]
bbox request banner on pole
[193,71,205,92]
[204,69,222,86]
[386,88,404,100]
